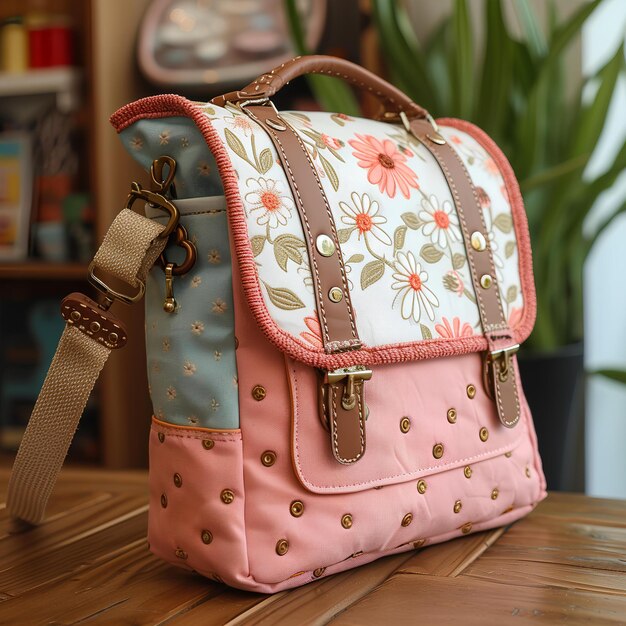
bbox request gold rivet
[417,479,427,494]
[290,500,304,517]
[479,427,489,442]
[447,408,457,424]
[221,489,234,504]
[158,432,165,443]
[433,443,444,459]
[466,384,476,399]
[480,274,493,289]
[461,522,473,534]
[173,473,182,488]
[341,514,353,529]
[400,416,411,433]
[90,321,101,333]
[505,451,513,458]
[413,539,426,548]
[525,466,531,478]
[426,131,446,145]
[276,539,289,556]
[160,494,167,508]
[202,439,215,450]
[175,548,188,560]
[470,231,487,251]
[401,513,413,527]
[313,567,326,578]
[108,332,119,344]
[491,488,499,500]
[201,529,213,544]
[252,385,266,401]
[453,500,462,514]
[328,287,343,303]
[70,310,81,322]
[316,234,336,257]
[464,466,472,479]
[261,450,277,467]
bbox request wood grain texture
[0,468,625,625]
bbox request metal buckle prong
[487,344,520,383]
[325,365,373,411]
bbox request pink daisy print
[435,317,474,339]
[349,133,419,199]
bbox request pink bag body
[108,56,546,592]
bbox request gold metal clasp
[483,344,520,396]
[325,365,373,411]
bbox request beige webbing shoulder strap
[7,208,168,525]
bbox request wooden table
[1,468,625,625]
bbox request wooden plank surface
[0,468,625,625]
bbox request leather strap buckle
[325,366,372,411]
[486,344,520,384]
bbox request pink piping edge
[110,96,535,370]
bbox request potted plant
[285,0,626,489]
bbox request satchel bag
[7,55,546,593]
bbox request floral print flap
[111,96,535,370]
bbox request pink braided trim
[110,98,534,370]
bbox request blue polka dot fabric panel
[119,117,223,199]
[145,197,239,429]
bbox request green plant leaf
[319,154,340,192]
[420,244,444,264]
[493,213,513,233]
[513,0,547,59]
[337,227,354,244]
[505,241,516,258]
[346,254,365,264]
[452,253,466,270]
[273,234,306,271]
[421,324,433,340]
[394,225,407,253]
[361,260,385,290]
[506,285,518,304]
[258,148,274,175]
[250,235,266,257]
[593,369,626,385]
[450,0,474,118]
[263,283,305,310]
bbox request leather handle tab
[212,55,429,121]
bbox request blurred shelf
[0,261,87,281]
[0,67,82,112]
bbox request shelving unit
[0,262,87,281]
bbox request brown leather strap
[329,379,366,464]
[213,55,428,121]
[409,119,521,428]
[244,104,361,354]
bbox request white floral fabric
[198,104,525,348]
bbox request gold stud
[432,443,444,459]
[173,473,183,488]
[252,385,266,401]
[90,321,101,333]
[328,287,343,303]
[108,332,119,344]
[261,450,277,467]
[416,479,427,494]
[70,310,81,322]
[461,522,473,534]
[158,432,165,443]
[479,427,489,442]
[401,513,413,527]
[202,439,215,450]
[201,529,213,544]
[491,488,499,500]
[313,567,326,578]
[525,466,531,478]
[290,500,304,517]
[400,416,411,433]
[505,451,512,458]
[160,493,167,508]
[175,547,188,560]
[220,489,234,504]
[480,274,493,289]
[453,500,462,514]
[413,539,426,548]
[447,408,457,424]
[276,539,289,556]
[466,384,476,399]
[470,231,487,251]
[341,514,353,529]
[464,466,472,479]
[316,234,336,257]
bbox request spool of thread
[1,17,29,73]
